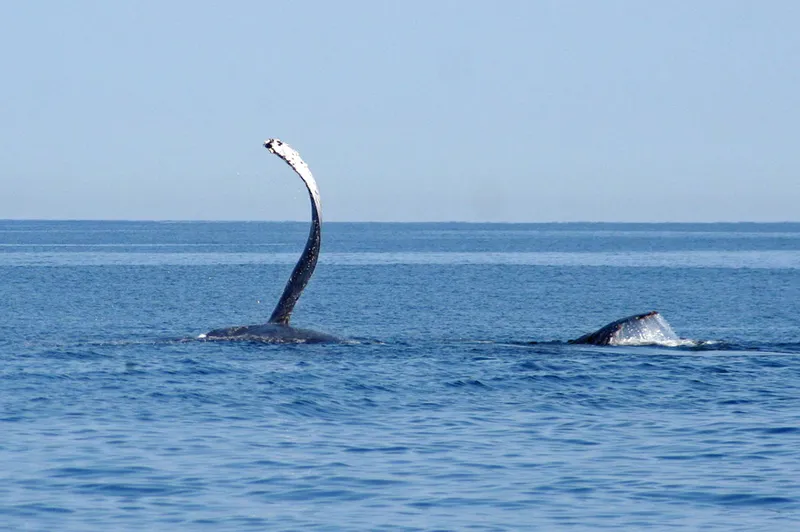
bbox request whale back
[570,311,680,346]
[202,323,338,343]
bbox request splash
[610,313,693,347]
[571,311,696,347]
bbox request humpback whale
[201,139,340,343]
[570,311,683,346]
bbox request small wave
[640,489,797,508]
[445,379,490,388]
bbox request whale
[570,311,683,346]
[201,139,340,343]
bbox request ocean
[2,220,799,531]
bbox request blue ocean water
[2,220,800,531]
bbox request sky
[1,1,799,222]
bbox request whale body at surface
[202,323,339,344]
[201,138,340,344]
[570,311,685,346]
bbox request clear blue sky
[2,1,798,222]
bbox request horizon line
[3,218,800,225]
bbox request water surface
[2,221,799,530]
